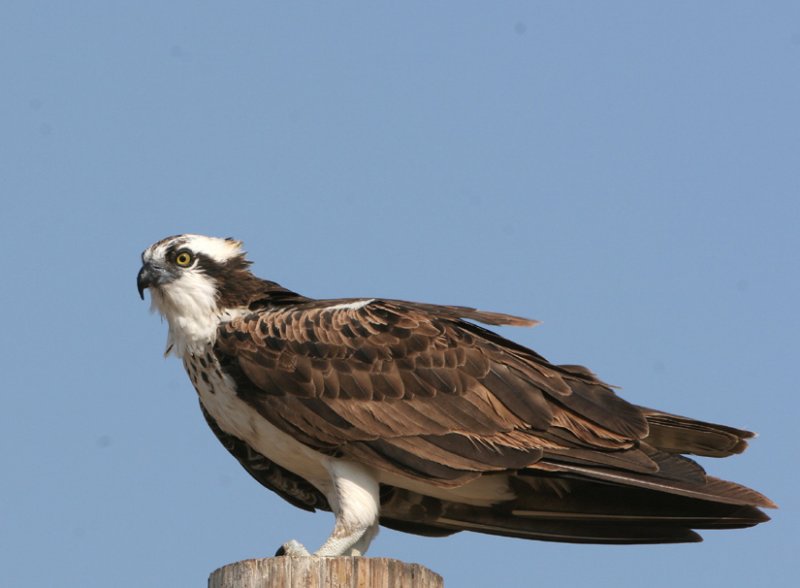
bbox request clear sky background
[1,2,798,587]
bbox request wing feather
[210,295,773,544]
[216,299,650,486]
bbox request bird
[137,233,774,557]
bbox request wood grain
[208,557,444,588]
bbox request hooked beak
[137,262,169,300]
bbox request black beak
[138,261,174,299]
[137,263,157,300]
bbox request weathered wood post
[208,557,444,588]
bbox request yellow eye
[175,251,193,267]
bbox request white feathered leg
[278,460,380,557]
[347,520,380,556]
[316,460,380,556]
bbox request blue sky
[1,2,798,586]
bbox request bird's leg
[315,461,380,556]
[275,540,311,557]
[277,461,380,557]
[345,520,380,556]
[276,521,379,557]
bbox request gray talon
[277,540,311,557]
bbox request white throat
[149,272,229,357]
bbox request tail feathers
[434,509,704,544]
[381,513,705,545]
[381,498,764,545]
[640,406,754,457]
[509,474,773,522]
[432,500,768,544]
[534,441,775,509]
[542,461,775,509]
[379,477,770,545]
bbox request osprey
[137,234,773,556]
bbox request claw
[275,539,311,557]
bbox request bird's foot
[274,539,312,557]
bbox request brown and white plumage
[138,234,774,555]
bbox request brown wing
[213,297,773,544]
[214,298,662,487]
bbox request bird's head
[137,234,255,352]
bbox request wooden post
[208,557,443,588]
